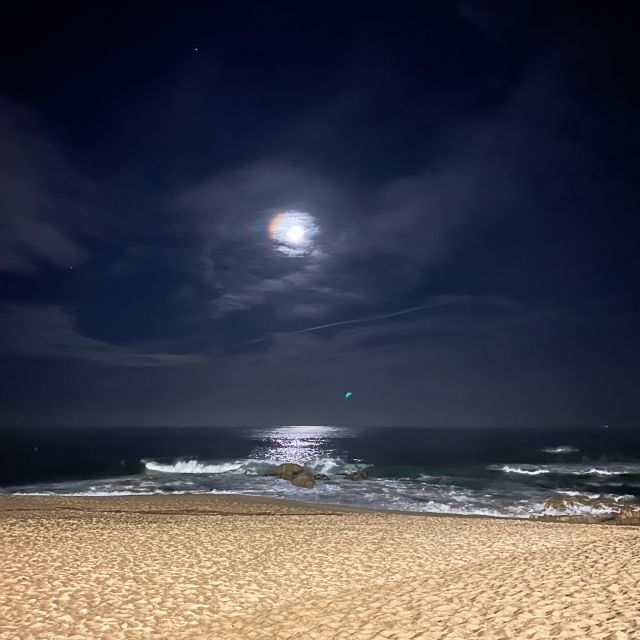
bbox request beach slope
[1,495,638,639]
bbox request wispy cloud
[289,296,468,335]
[0,305,203,367]
[0,99,94,273]
[240,295,470,345]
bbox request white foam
[145,460,243,474]
[562,464,640,476]
[554,490,638,504]
[542,446,579,454]
[143,456,367,477]
[491,463,640,477]
[535,501,620,517]
[497,465,550,476]
[9,489,244,497]
[555,490,601,499]
[572,468,623,476]
[305,458,365,475]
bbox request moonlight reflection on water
[248,426,351,465]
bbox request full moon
[285,224,306,244]
[268,210,318,256]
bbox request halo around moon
[268,210,318,256]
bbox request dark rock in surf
[532,514,616,524]
[265,463,306,481]
[608,507,640,526]
[314,474,330,481]
[345,470,367,481]
[537,495,640,525]
[290,469,316,488]
[264,463,316,488]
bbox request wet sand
[1,494,639,639]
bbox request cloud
[0,99,94,273]
[209,291,268,318]
[239,295,471,346]
[285,295,469,336]
[177,162,358,325]
[292,303,330,319]
[185,137,525,330]
[206,270,317,318]
[178,162,341,282]
[177,156,488,328]
[174,18,639,352]
[0,304,202,367]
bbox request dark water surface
[1,426,639,518]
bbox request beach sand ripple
[1,495,638,639]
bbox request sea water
[2,426,639,519]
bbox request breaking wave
[491,463,640,477]
[143,457,366,477]
[496,465,550,476]
[145,460,244,474]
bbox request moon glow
[269,210,317,256]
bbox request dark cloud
[0,304,202,367]
[175,141,520,335]
[0,3,638,426]
[1,295,637,427]
[0,99,95,273]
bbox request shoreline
[1,492,638,526]
[0,492,485,517]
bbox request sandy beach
[1,495,638,640]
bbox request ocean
[2,425,639,519]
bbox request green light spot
[344,391,353,400]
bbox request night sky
[1,1,638,427]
